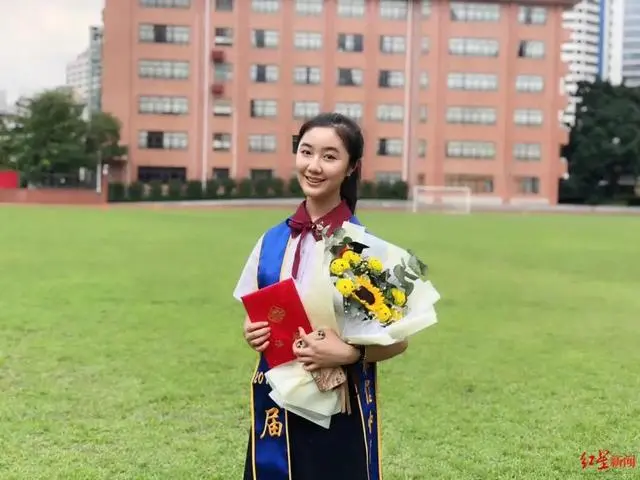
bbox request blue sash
[248,216,382,480]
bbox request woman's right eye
[301,149,312,155]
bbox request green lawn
[1,205,639,479]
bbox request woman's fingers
[246,327,270,340]
[246,321,269,331]
[255,340,270,352]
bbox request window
[138,167,187,183]
[252,29,279,48]
[449,38,499,57]
[377,104,404,122]
[421,0,431,17]
[377,138,403,156]
[450,2,500,22]
[518,6,546,25]
[380,35,405,54]
[518,41,545,59]
[250,100,277,118]
[515,75,544,92]
[446,141,495,159]
[213,100,232,116]
[215,0,233,10]
[421,37,430,54]
[379,70,404,88]
[293,101,321,119]
[337,0,365,17]
[213,133,231,151]
[376,171,402,183]
[337,68,363,86]
[419,105,428,123]
[139,0,190,8]
[138,131,188,150]
[139,96,189,115]
[516,177,540,194]
[138,60,189,79]
[295,32,322,50]
[446,107,496,125]
[419,72,429,89]
[338,33,364,52]
[214,27,233,46]
[251,64,279,83]
[252,0,279,13]
[249,134,277,152]
[380,0,408,19]
[448,73,497,91]
[513,143,541,161]
[335,102,363,120]
[139,24,190,44]
[418,140,426,158]
[212,167,230,179]
[445,174,494,193]
[296,0,323,15]
[514,109,543,126]
[294,66,321,84]
[214,63,232,82]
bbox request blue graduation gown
[243,217,382,480]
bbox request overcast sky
[0,0,103,104]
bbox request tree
[562,80,640,203]
[0,88,126,186]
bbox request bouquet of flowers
[321,221,440,346]
[264,221,440,429]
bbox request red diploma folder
[241,278,313,369]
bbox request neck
[305,195,342,222]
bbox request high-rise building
[561,0,603,126]
[102,0,576,205]
[605,0,640,86]
[65,26,104,113]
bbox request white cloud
[0,0,103,104]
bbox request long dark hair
[296,113,364,213]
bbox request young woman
[233,113,408,480]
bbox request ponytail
[340,163,361,213]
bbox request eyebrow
[299,142,339,153]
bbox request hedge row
[107,177,409,203]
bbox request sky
[0,0,103,104]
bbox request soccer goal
[411,186,472,214]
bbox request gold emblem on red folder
[267,305,286,323]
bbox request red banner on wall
[0,170,19,189]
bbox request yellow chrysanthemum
[367,258,383,273]
[342,250,361,266]
[390,288,407,307]
[390,308,403,322]
[330,258,350,276]
[351,275,385,311]
[374,304,392,322]
[335,278,356,297]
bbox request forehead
[300,127,346,151]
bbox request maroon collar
[286,200,352,278]
[287,200,352,240]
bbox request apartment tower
[102,0,575,205]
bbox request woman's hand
[243,317,271,352]
[292,327,360,371]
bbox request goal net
[411,186,472,214]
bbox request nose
[306,154,322,173]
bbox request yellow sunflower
[373,304,392,323]
[350,275,386,313]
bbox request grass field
[1,205,639,479]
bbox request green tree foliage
[0,89,126,185]
[562,80,640,203]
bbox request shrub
[167,180,183,201]
[237,178,253,198]
[108,182,126,202]
[148,180,164,201]
[185,180,203,200]
[127,182,144,201]
[204,179,219,199]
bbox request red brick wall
[0,175,109,205]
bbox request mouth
[304,176,326,186]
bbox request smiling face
[295,126,354,206]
